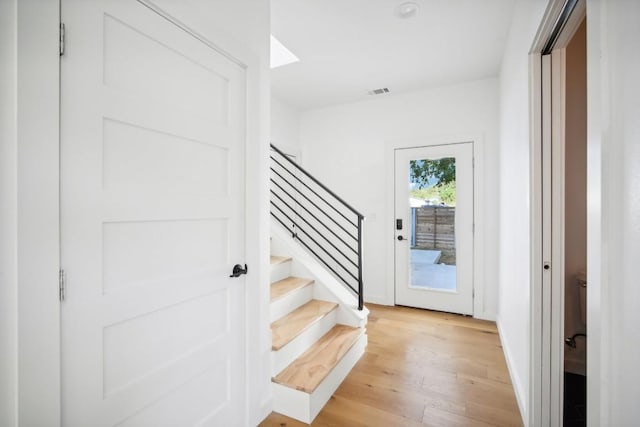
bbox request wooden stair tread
[271,276,314,302]
[270,255,292,265]
[271,300,338,351]
[273,324,362,393]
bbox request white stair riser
[271,225,369,327]
[272,333,367,424]
[270,284,313,323]
[313,286,365,328]
[271,309,337,376]
[270,260,292,284]
[272,382,311,423]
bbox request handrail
[270,143,364,311]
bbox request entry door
[60,1,247,425]
[394,143,474,315]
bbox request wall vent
[368,87,390,96]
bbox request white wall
[587,0,640,424]
[271,96,301,153]
[0,1,18,426]
[298,78,500,320]
[496,0,548,423]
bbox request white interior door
[394,143,474,315]
[60,1,247,425]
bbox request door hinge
[59,269,65,301]
[59,23,65,56]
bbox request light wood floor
[259,304,523,427]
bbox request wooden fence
[411,206,456,265]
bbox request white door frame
[384,134,488,319]
[14,2,269,426]
[393,143,474,315]
[529,1,585,426]
[15,1,61,425]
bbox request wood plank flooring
[259,304,523,427]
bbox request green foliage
[438,181,456,205]
[410,181,456,206]
[410,158,456,188]
[409,158,457,205]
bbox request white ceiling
[271,0,517,111]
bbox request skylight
[270,35,299,69]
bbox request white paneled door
[60,1,247,425]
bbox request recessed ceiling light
[395,2,420,19]
[270,35,300,69]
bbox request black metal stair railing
[270,143,365,310]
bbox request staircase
[269,243,367,423]
[269,143,368,423]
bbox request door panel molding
[60,1,248,424]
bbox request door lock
[230,264,248,278]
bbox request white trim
[584,5,604,424]
[550,48,567,427]
[529,2,586,426]
[384,134,490,319]
[16,2,60,425]
[530,0,586,54]
[528,51,544,427]
[497,316,527,426]
[242,41,272,427]
[136,0,248,68]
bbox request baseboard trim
[496,317,528,426]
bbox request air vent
[368,87,390,96]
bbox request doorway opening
[394,143,474,315]
[561,16,587,427]
[530,1,586,425]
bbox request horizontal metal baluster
[271,157,358,228]
[270,144,364,310]
[270,190,358,268]
[271,172,358,247]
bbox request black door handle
[397,235,406,241]
[230,264,248,278]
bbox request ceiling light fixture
[394,2,420,19]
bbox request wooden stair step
[272,300,338,351]
[270,255,292,265]
[273,324,362,393]
[271,276,314,302]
